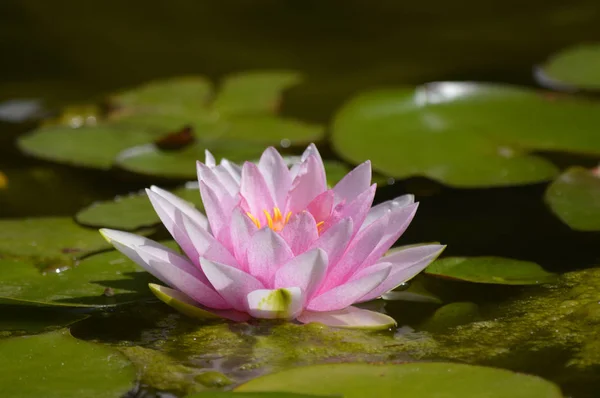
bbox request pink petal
[100,229,230,309]
[332,161,371,204]
[306,190,334,224]
[247,228,293,287]
[317,214,387,292]
[354,244,446,302]
[204,149,216,167]
[361,194,415,231]
[247,287,304,319]
[297,306,396,330]
[280,211,319,255]
[150,283,249,322]
[290,143,325,182]
[324,184,376,236]
[229,207,258,269]
[240,162,276,225]
[198,161,239,197]
[258,147,292,209]
[274,248,328,300]
[220,159,242,184]
[309,217,353,268]
[200,257,264,311]
[286,155,327,215]
[360,203,419,270]
[149,186,208,231]
[147,189,239,271]
[198,180,238,241]
[307,266,391,312]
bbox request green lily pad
[0,330,135,398]
[212,71,302,115]
[426,256,557,285]
[75,185,203,230]
[188,393,323,398]
[382,277,443,304]
[115,142,264,179]
[109,76,213,113]
[332,82,600,187]
[0,248,157,307]
[0,217,111,271]
[544,167,600,231]
[18,73,323,173]
[17,123,166,169]
[0,306,88,335]
[236,362,563,398]
[536,44,600,91]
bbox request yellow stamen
[263,209,274,230]
[246,212,261,228]
[273,207,282,222]
[285,211,292,224]
[316,221,325,233]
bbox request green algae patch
[121,346,208,395]
[422,267,600,396]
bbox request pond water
[1,1,600,398]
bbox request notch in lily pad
[425,256,557,285]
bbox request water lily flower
[100,144,444,329]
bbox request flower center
[247,207,292,232]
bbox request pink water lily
[100,144,444,329]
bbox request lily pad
[382,277,443,304]
[76,185,203,230]
[0,306,88,335]
[536,44,600,92]
[332,82,600,187]
[18,73,323,173]
[0,248,157,307]
[188,393,323,398]
[212,71,302,115]
[17,123,166,169]
[544,167,600,231]
[236,362,563,398]
[109,76,213,113]
[0,217,111,270]
[115,141,265,179]
[426,256,557,285]
[0,330,135,398]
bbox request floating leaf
[0,217,111,270]
[19,74,323,173]
[0,248,157,307]
[236,362,563,398]
[18,123,165,169]
[545,167,600,231]
[187,392,323,398]
[109,76,213,113]
[0,330,135,398]
[332,82,600,187]
[212,71,302,115]
[536,44,600,92]
[426,256,557,285]
[382,277,443,304]
[116,142,264,179]
[75,185,203,230]
[0,306,88,335]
